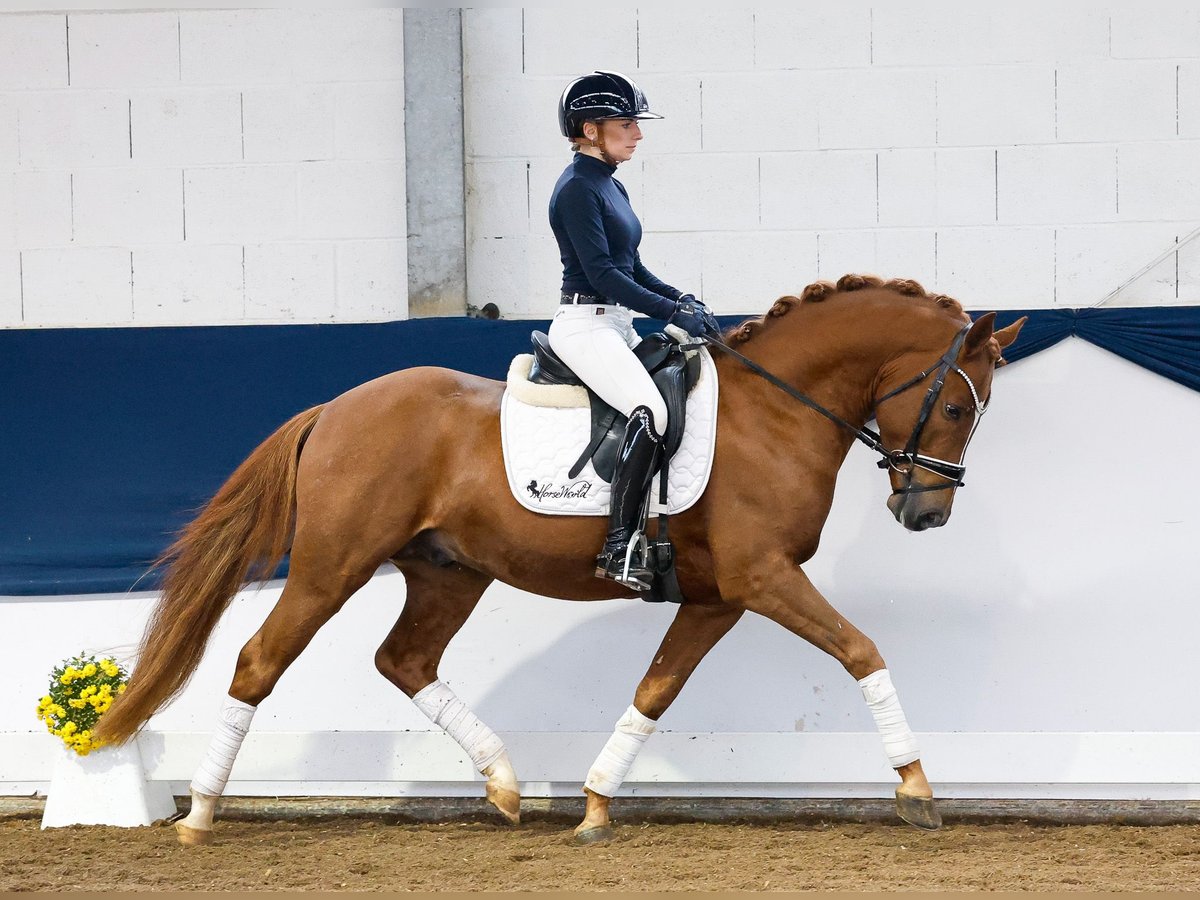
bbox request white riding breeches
[548,304,669,435]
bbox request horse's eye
[944,403,962,421]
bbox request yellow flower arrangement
[36,654,128,756]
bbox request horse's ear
[994,316,1026,351]
[963,312,996,358]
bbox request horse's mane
[726,273,1004,363]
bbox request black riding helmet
[558,70,663,139]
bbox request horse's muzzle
[887,494,950,532]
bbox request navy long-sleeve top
[549,153,681,320]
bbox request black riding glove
[669,295,721,339]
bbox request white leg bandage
[412,680,505,772]
[190,695,256,797]
[584,705,657,797]
[858,668,921,768]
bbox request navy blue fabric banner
[2,307,1197,595]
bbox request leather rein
[694,325,987,496]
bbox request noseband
[699,323,986,497]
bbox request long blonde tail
[94,405,324,745]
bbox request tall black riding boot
[595,406,663,591]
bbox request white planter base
[41,741,177,828]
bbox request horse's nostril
[916,510,944,530]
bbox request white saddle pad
[500,348,719,516]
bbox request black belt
[560,292,611,305]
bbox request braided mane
[725,274,1003,361]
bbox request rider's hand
[670,295,721,339]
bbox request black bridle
[696,324,987,496]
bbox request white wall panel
[460,8,522,78]
[701,231,817,311]
[1056,223,1185,307]
[528,157,562,238]
[876,150,935,227]
[817,70,937,150]
[73,168,182,245]
[297,160,406,240]
[1178,230,1200,299]
[937,226,1056,308]
[9,171,72,248]
[179,9,293,85]
[815,229,938,292]
[17,91,129,168]
[131,244,243,323]
[754,8,871,70]
[637,231,703,302]
[1109,7,1200,58]
[184,165,297,243]
[335,239,407,321]
[20,246,130,324]
[1180,62,1200,140]
[637,9,755,73]
[68,11,178,89]
[0,178,13,249]
[334,82,405,161]
[637,75,701,155]
[243,242,334,320]
[701,72,818,153]
[760,151,876,230]
[2,9,406,329]
[0,96,17,166]
[523,9,637,77]
[468,159,530,239]
[878,149,997,228]
[464,75,564,160]
[241,86,335,163]
[1057,62,1178,143]
[935,67,1056,148]
[0,252,19,325]
[998,144,1116,225]
[871,8,1108,67]
[642,153,759,232]
[467,234,532,317]
[1118,142,1200,221]
[130,90,241,165]
[0,14,66,90]
[287,9,403,84]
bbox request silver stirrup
[617,529,652,591]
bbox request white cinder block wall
[464,7,1200,317]
[0,9,407,328]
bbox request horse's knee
[373,645,437,697]
[842,638,885,682]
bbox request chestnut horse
[96,275,1024,845]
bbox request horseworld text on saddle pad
[500,348,719,516]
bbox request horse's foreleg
[374,562,521,824]
[575,601,744,844]
[175,548,379,846]
[729,561,940,831]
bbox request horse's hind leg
[373,561,521,824]
[575,600,744,844]
[175,548,380,846]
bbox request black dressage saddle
[526,330,702,484]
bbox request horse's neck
[737,309,905,430]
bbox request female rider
[548,70,720,591]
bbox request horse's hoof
[895,791,942,831]
[573,824,615,845]
[486,784,521,825]
[174,822,214,847]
